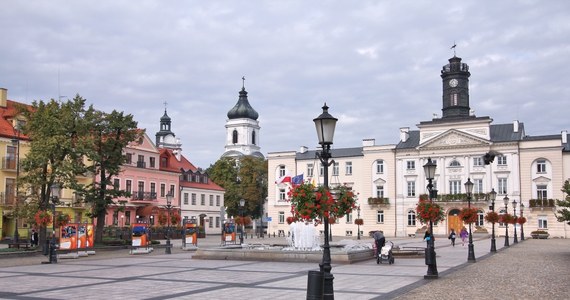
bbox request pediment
[419,129,490,149]
[374,178,386,185]
[532,176,551,183]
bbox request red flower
[415,199,445,224]
[354,218,364,225]
[485,211,500,223]
[34,210,52,226]
[459,207,479,224]
[517,216,527,225]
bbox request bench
[8,243,31,249]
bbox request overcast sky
[1,1,569,168]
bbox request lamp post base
[165,238,172,254]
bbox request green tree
[72,108,142,243]
[207,156,267,218]
[18,96,88,246]
[555,180,570,225]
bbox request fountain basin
[193,244,374,264]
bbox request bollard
[306,270,324,300]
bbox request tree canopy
[555,180,570,225]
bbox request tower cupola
[440,56,471,119]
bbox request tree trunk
[95,210,106,244]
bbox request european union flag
[292,174,304,186]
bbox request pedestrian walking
[30,229,39,247]
[373,230,385,256]
[448,229,456,247]
[459,227,468,246]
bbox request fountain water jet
[285,222,321,251]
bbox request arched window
[376,160,384,174]
[232,130,238,144]
[449,160,461,167]
[477,210,484,226]
[252,131,256,145]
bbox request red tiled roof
[159,148,225,192]
[0,100,31,140]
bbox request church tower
[440,56,472,119]
[155,108,182,152]
[221,78,264,160]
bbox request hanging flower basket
[354,218,364,225]
[286,216,296,225]
[517,216,526,225]
[328,217,336,224]
[235,216,252,226]
[459,207,479,224]
[484,211,500,223]
[157,212,168,226]
[171,213,181,226]
[415,199,445,224]
[56,213,71,227]
[34,210,52,226]
[288,183,357,223]
[499,213,515,224]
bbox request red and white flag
[275,174,292,185]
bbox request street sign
[264,217,272,222]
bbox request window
[161,157,168,168]
[377,210,384,223]
[376,160,384,174]
[169,185,175,196]
[451,93,458,106]
[209,217,213,228]
[537,185,548,200]
[537,160,546,173]
[160,184,165,197]
[497,155,507,166]
[345,162,352,175]
[332,162,339,176]
[252,131,256,145]
[113,211,119,225]
[216,195,220,206]
[307,164,314,177]
[125,211,131,225]
[449,180,461,194]
[406,160,415,170]
[499,209,507,226]
[498,178,508,195]
[149,157,155,168]
[279,212,285,224]
[345,212,353,223]
[150,183,156,196]
[449,160,461,167]
[113,178,120,191]
[407,181,416,197]
[137,155,145,168]
[191,193,196,205]
[216,216,220,228]
[477,210,484,226]
[279,189,286,201]
[407,210,416,226]
[473,157,483,167]
[209,195,214,206]
[474,179,483,194]
[126,180,132,194]
[538,216,548,229]
[232,129,238,144]
[201,194,205,205]
[138,181,145,195]
[126,153,132,164]
[183,193,189,205]
[376,185,384,198]
[279,165,286,177]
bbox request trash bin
[306,270,324,300]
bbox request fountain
[193,222,374,263]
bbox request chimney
[299,146,308,154]
[362,139,375,147]
[0,88,7,107]
[513,120,519,133]
[400,127,409,142]
[562,130,568,144]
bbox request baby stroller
[377,241,395,264]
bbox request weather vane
[450,41,457,56]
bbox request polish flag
[275,174,292,185]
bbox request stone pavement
[0,234,568,299]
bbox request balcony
[1,157,17,171]
[368,197,390,205]
[427,193,489,203]
[0,192,16,206]
[529,199,556,211]
[131,191,157,202]
[136,161,146,168]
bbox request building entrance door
[448,209,462,234]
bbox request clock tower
[441,56,471,119]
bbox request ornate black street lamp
[520,203,525,241]
[165,193,173,254]
[356,206,361,240]
[49,184,60,264]
[512,199,518,244]
[488,189,497,252]
[423,157,438,279]
[464,178,476,262]
[312,103,338,299]
[503,195,510,247]
[239,198,245,244]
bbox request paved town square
[1,235,568,299]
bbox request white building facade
[266,56,570,239]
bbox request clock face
[449,79,458,87]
